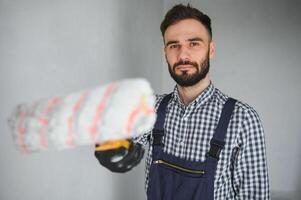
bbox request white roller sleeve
[8,78,156,153]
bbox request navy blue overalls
[147,94,236,200]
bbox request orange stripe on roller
[45,96,60,113]
[126,96,155,136]
[18,112,28,153]
[126,105,141,136]
[38,96,61,148]
[89,83,116,142]
[39,118,48,125]
[66,91,89,147]
[144,107,155,114]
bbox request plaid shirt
[135,82,270,199]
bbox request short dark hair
[160,4,212,39]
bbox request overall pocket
[153,159,205,177]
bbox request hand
[94,139,145,173]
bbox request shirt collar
[172,82,215,108]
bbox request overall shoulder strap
[207,97,237,159]
[152,93,172,146]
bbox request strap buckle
[152,129,164,146]
[207,139,225,159]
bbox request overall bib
[147,94,236,200]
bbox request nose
[178,46,190,61]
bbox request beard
[168,52,210,87]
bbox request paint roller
[7,78,156,154]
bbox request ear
[163,38,167,54]
[209,41,216,59]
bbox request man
[95,4,270,199]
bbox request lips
[176,65,195,71]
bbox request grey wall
[0,0,162,200]
[163,0,301,199]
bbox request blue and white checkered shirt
[135,82,270,199]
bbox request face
[164,19,215,87]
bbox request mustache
[173,60,198,70]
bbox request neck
[177,74,210,106]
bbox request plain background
[0,0,300,199]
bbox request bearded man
[96,4,270,200]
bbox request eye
[169,44,180,49]
[190,42,200,47]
